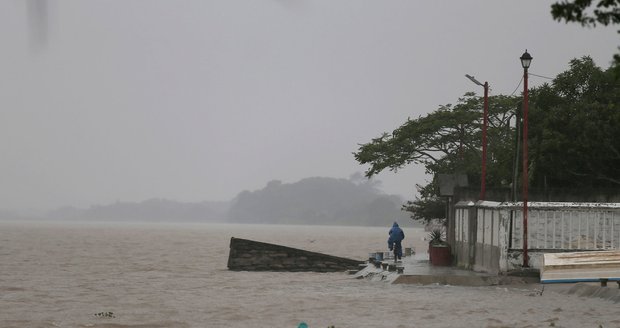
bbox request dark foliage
[355,57,620,223]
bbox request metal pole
[464,74,490,201]
[522,66,529,267]
[512,106,520,202]
[480,82,488,200]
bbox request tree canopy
[354,56,620,223]
[354,93,519,189]
[552,0,620,27]
[529,57,620,188]
[551,0,620,70]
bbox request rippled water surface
[1,221,619,328]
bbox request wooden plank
[541,250,620,283]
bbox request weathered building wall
[227,237,364,272]
[454,201,620,274]
[454,186,620,204]
[474,244,501,274]
[455,201,503,274]
[453,239,470,270]
[453,204,476,270]
[474,206,502,274]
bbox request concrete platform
[358,252,539,286]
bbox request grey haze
[0,1,617,212]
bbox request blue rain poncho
[387,222,405,258]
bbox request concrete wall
[454,201,620,274]
[454,186,620,203]
[227,237,364,272]
[453,240,470,270]
[474,243,501,274]
[453,204,476,270]
[454,201,503,274]
[473,206,501,273]
[455,201,544,273]
[504,249,544,272]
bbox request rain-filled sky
[1,1,618,210]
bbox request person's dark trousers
[394,241,402,259]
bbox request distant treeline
[46,199,230,222]
[37,176,410,226]
[227,177,409,226]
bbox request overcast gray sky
[1,1,618,210]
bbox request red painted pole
[480,82,488,201]
[522,67,529,267]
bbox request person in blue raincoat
[388,222,405,260]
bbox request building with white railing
[451,201,620,274]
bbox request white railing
[454,201,473,244]
[508,202,620,251]
[455,201,503,247]
[453,201,620,272]
[477,203,502,247]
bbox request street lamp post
[465,74,489,200]
[520,50,532,268]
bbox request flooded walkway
[357,251,539,286]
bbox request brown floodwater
[1,221,619,328]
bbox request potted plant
[428,229,451,266]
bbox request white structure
[452,201,620,274]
